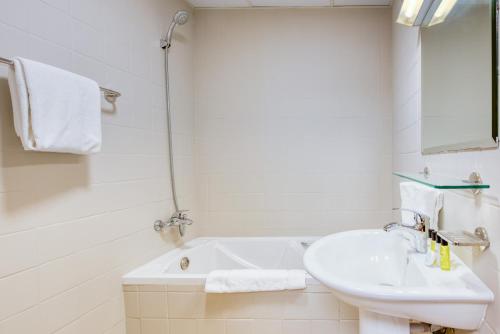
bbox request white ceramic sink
[303,229,494,334]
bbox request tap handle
[412,212,430,232]
[172,210,190,219]
[394,208,430,231]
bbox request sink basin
[303,229,493,334]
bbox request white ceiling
[188,0,392,8]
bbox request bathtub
[122,237,321,286]
[122,237,359,334]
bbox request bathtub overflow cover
[180,257,190,271]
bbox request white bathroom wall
[194,8,393,236]
[392,1,500,333]
[0,0,197,333]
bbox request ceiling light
[396,0,456,27]
[423,0,458,26]
[397,0,425,26]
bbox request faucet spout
[384,208,430,253]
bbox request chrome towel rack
[0,56,121,103]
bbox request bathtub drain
[180,257,190,271]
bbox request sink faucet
[154,210,193,237]
[383,208,430,253]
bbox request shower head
[161,10,190,49]
[174,10,189,25]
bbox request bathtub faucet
[154,210,193,237]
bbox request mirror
[421,0,498,154]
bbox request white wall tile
[194,8,392,236]
[69,0,104,30]
[0,269,39,321]
[71,20,105,61]
[28,0,73,48]
[41,0,70,12]
[0,231,39,278]
[0,22,30,60]
[0,0,33,31]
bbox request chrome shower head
[161,10,190,49]
[174,10,189,25]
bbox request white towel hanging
[7,57,102,154]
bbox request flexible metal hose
[163,47,180,212]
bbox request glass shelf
[393,171,490,190]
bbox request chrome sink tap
[154,210,193,237]
[383,208,430,253]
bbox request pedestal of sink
[359,310,409,334]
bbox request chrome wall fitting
[423,166,430,178]
[465,172,484,195]
[153,210,193,237]
[438,227,490,251]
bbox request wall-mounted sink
[303,230,494,334]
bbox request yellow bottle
[440,239,450,271]
[425,229,436,266]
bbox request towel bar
[0,56,121,103]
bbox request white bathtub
[122,237,358,334]
[122,237,321,286]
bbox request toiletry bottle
[425,229,436,266]
[435,234,442,267]
[440,239,450,271]
[431,231,437,253]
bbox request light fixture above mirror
[397,0,459,26]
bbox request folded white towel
[7,57,101,154]
[205,269,306,293]
[400,182,443,230]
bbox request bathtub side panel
[123,284,359,334]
